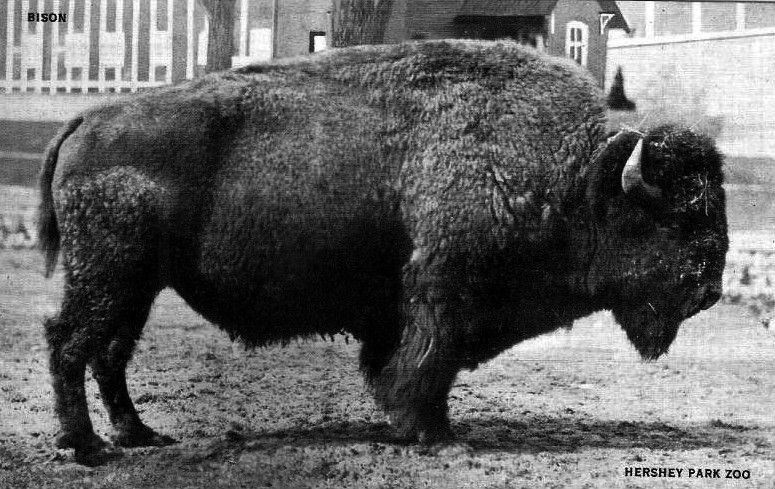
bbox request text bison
[39,41,728,463]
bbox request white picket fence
[3,0,200,93]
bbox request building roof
[455,0,630,32]
[598,0,630,31]
[456,0,559,18]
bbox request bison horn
[621,138,662,199]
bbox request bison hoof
[55,431,122,466]
[111,426,178,448]
[55,430,109,452]
[389,409,454,444]
[417,425,455,445]
[392,421,454,444]
[73,446,123,466]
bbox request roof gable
[456,0,559,18]
[455,0,630,32]
[598,0,630,31]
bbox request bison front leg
[364,295,463,444]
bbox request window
[197,19,209,65]
[249,28,272,61]
[566,21,588,66]
[155,66,167,82]
[57,53,67,81]
[12,53,21,80]
[74,0,85,33]
[107,0,117,32]
[157,0,168,31]
[28,0,38,33]
[599,13,615,35]
[309,31,327,53]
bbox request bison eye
[657,221,681,235]
[617,209,655,237]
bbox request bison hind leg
[47,169,174,461]
[90,308,178,448]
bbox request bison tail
[38,116,82,278]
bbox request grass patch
[0,120,61,154]
[724,156,775,185]
[0,157,40,187]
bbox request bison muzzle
[37,41,728,464]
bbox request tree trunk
[198,0,236,73]
[333,0,394,48]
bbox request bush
[607,67,636,111]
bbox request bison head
[585,125,728,360]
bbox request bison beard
[37,41,728,464]
[613,303,681,361]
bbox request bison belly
[167,159,411,346]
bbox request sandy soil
[1,247,773,488]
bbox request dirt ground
[1,245,773,488]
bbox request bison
[38,41,728,463]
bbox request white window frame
[310,32,327,53]
[566,21,588,66]
[599,13,615,35]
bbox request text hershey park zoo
[624,467,751,479]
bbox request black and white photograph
[0,0,773,487]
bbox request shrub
[607,66,636,111]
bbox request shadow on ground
[158,415,766,461]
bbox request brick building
[234,0,631,87]
[2,0,631,94]
[384,0,629,87]
[231,0,331,66]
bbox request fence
[2,0,203,93]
